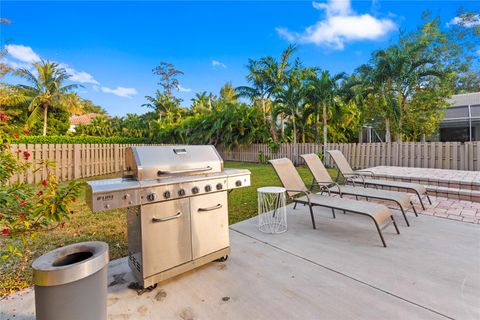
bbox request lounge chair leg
[391,216,400,234]
[309,204,316,229]
[374,220,387,248]
[426,193,432,205]
[293,202,298,210]
[331,208,336,219]
[399,206,410,227]
[416,192,426,210]
[343,210,346,214]
[411,201,419,217]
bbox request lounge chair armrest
[286,189,312,204]
[356,170,375,177]
[345,174,366,187]
[311,181,343,197]
[329,182,343,198]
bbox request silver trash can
[32,241,109,320]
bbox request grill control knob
[192,187,199,194]
[216,183,223,190]
[235,180,242,187]
[163,191,171,199]
[205,185,212,192]
[147,193,157,202]
[178,189,186,197]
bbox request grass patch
[0,161,337,296]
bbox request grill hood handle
[157,166,212,175]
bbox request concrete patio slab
[1,204,479,320]
[231,204,480,320]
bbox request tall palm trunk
[43,104,49,136]
[322,103,327,165]
[280,112,285,139]
[396,118,402,142]
[292,111,297,165]
[385,117,391,143]
[315,107,321,143]
[261,98,266,120]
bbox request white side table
[257,187,287,234]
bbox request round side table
[257,187,287,234]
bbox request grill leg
[411,201,418,217]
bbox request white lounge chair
[301,153,417,226]
[269,158,400,247]
[327,150,432,210]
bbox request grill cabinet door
[140,199,192,278]
[190,191,229,259]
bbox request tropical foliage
[0,112,83,260]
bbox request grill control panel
[87,172,251,212]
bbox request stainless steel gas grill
[86,145,250,287]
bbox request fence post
[73,144,82,179]
[115,144,121,172]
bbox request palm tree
[304,70,345,161]
[219,82,237,103]
[366,43,441,141]
[143,90,182,123]
[236,45,297,142]
[273,61,308,165]
[15,60,81,136]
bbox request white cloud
[5,44,41,63]
[212,60,227,68]
[58,63,99,85]
[277,0,396,50]
[92,85,100,92]
[4,44,99,84]
[0,57,32,71]
[178,85,192,93]
[448,14,480,28]
[101,86,137,98]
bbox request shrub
[0,113,83,260]
[11,135,149,144]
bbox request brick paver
[364,166,480,183]
[332,193,480,224]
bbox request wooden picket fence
[8,144,162,184]
[217,142,480,171]
[7,141,480,184]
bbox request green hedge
[11,136,150,144]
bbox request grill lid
[125,145,224,181]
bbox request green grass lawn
[0,161,337,297]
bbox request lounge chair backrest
[269,158,308,198]
[327,150,354,175]
[300,154,333,185]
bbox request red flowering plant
[0,114,83,259]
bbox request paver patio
[361,166,480,202]
[1,202,479,320]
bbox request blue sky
[1,1,478,116]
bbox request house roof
[447,92,480,107]
[69,113,100,125]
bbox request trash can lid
[32,241,109,286]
